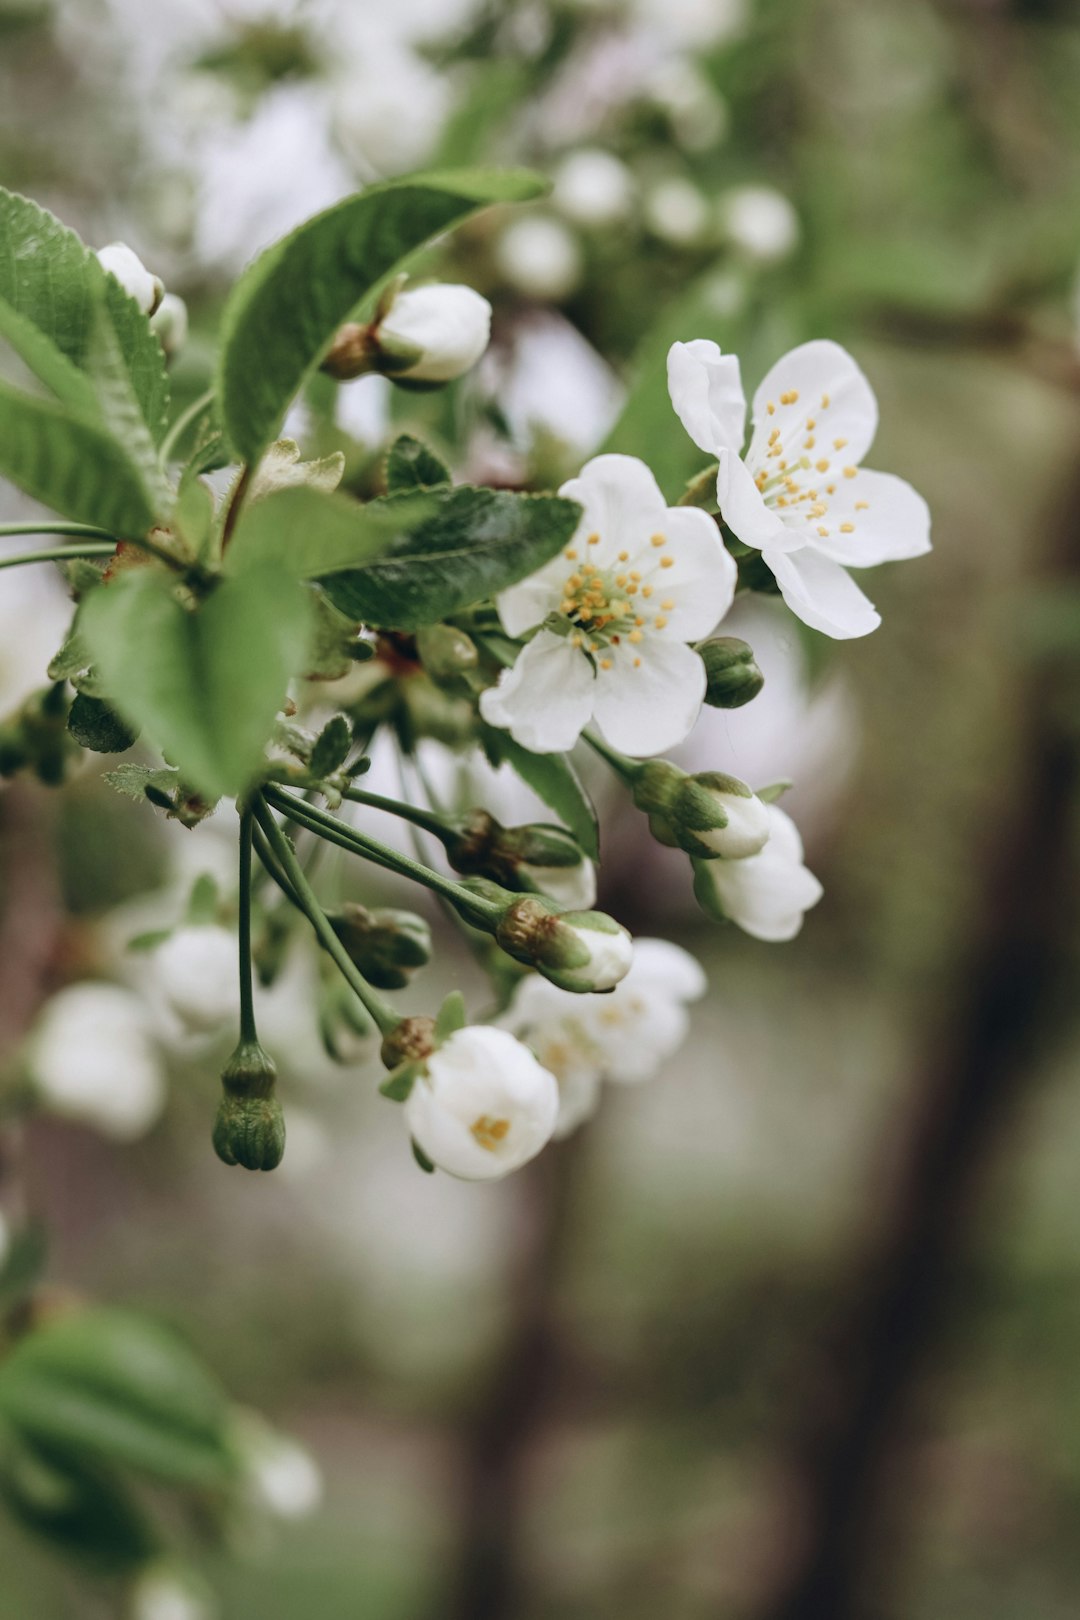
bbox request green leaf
[479,725,600,861]
[0,187,168,442]
[184,872,220,926]
[319,486,581,631]
[0,1308,235,1487]
[103,764,219,828]
[385,433,451,493]
[83,290,172,519]
[47,623,90,684]
[224,485,432,580]
[67,692,139,754]
[80,565,313,800]
[0,1437,159,1573]
[309,715,352,779]
[434,989,467,1042]
[217,167,547,465]
[0,293,99,414]
[0,379,160,535]
[0,1222,47,1316]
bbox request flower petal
[495,551,570,637]
[667,339,747,455]
[765,545,881,639]
[633,506,737,639]
[592,636,706,756]
[559,453,668,567]
[706,806,823,942]
[807,469,932,568]
[749,340,878,466]
[625,938,708,1002]
[716,447,789,550]
[479,631,596,753]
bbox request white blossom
[502,939,706,1136]
[150,925,239,1035]
[129,1564,213,1620]
[668,338,931,638]
[95,242,163,315]
[28,983,166,1140]
[149,292,189,358]
[697,804,823,941]
[553,148,637,227]
[521,855,597,910]
[557,913,634,991]
[377,284,492,383]
[234,1413,323,1520]
[331,38,452,178]
[404,1026,559,1181]
[480,453,736,755]
[719,185,800,265]
[643,178,710,246]
[495,217,583,301]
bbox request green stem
[252,794,401,1037]
[0,522,115,541]
[160,388,215,466]
[237,808,258,1043]
[262,785,500,926]
[340,783,449,841]
[582,730,642,785]
[0,544,117,572]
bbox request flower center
[553,532,677,671]
[749,389,868,542]
[470,1114,511,1152]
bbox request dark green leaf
[67,692,138,754]
[309,715,352,778]
[0,1438,159,1573]
[385,433,451,493]
[0,1222,47,1316]
[225,485,432,580]
[80,565,313,800]
[319,486,581,631]
[217,168,547,464]
[479,725,599,861]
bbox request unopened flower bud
[380,1015,437,1071]
[672,772,771,860]
[213,1040,283,1171]
[149,292,188,359]
[1,684,79,786]
[404,1025,559,1181]
[495,896,632,993]
[446,811,595,909]
[322,283,491,387]
[415,622,478,685]
[328,904,431,991]
[697,636,764,709]
[95,242,164,316]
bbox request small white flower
[130,1564,213,1620]
[480,453,736,755]
[553,148,636,227]
[668,338,931,639]
[697,804,823,941]
[643,177,710,246]
[377,283,492,383]
[332,41,452,179]
[28,983,166,1140]
[719,185,800,265]
[151,925,239,1035]
[502,938,706,1135]
[95,242,164,316]
[495,216,583,301]
[234,1413,323,1520]
[404,1026,559,1181]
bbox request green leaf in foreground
[479,725,600,861]
[80,565,312,800]
[224,484,433,579]
[0,1308,235,1488]
[217,167,547,464]
[319,486,581,631]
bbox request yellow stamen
[840,522,855,533]
[470,1115,511,1152]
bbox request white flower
[130,1564,213,1620]
[149,292,189,358]
[719,185,800,265]
[480,453,736,755]
[668,338,931,639]
[696,804,823,941]
[553,148,636,228]
[495,217,583,301]
[95,242,164,315]
[377,284,492,383]
[28,983,166,1140]
[404,1026,559,1181]
[150,925,239,1034]
[502,938,706,1136]
[234,1413,323,1520]
[521,855,597,910]
[331,39,452,178]
[643,177,710,246]
[559,913,634,991]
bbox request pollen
[766,401,776,415]
[780,389,799,405]
[815,459,830,473]
[840,522,855,533]
[661,599,675,611]
[628,629,643,643]
[567,573,582,590]
[565,548,577,560]
[471,1115,511,1152]
[633,657,642,668]
[629,570,642,581]
[821,392,830,408]
[806,417,816,430]
[855,500,869,510]
[843,465,857,479]
[817,526,829,537]
[651,533,667,548]
[615,574,627,587]
[600,657,612,670]
[642,584,654,598]
[768,428,780,446]
[654,615,668,629]
[833,437,848,450]
[804,436,816,449]
[635,615,645,626]
[587,531,601,546]
[660,555,674,569]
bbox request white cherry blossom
[695,804,823,941]
[668,338,931,639]
[404,1026,559,1181]
[28,983,166,1140]
[480,454,736,755]
[377,283,492,382]
[150,925,239,1034]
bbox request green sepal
[379,1060,423,1103]
[212,1094,286,1172]
[411,1139,436,1174]
[433,989,467,1043]
[757,780,792,804]
[308,714,352,779]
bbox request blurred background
[2,0,1080,1616]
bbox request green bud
[380,1015,437,1071]
[494,896,633,993]
[212,1094,285,1171]
[415,622,478,686]
[697,637,764,709]
[0,685,80,786]
[327,904,431,991]
[672,772,770,860]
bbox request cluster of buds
[438,809,596,909]
[212,1040,285,1173]
[631,759,771,860]
[321,277,492,388]
[490,894,632,993]
[326,903,432,990]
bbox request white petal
[716,447,789,550]
[765,545,881,639]
[707,806,823,942]
[479,631,596,753]
[633,507,737,639]
[749,340,878,465]
[592,637,706,756]
[624,938,708,1002]
[495,551,570,637]
[559,453,668,566]
[667,339,747,455]
[808,470,932,568]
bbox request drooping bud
[213,1040,283,1172]
[697,636,764,709]
[95,242,164,316]
[415,622,478,686]
[404,1026,559,1181]
[0,684,79,787]
[445,811,595,909]
[318,978,378,1065]
[631,759,770,860]
[494,896,632,993]
[379,1015,437,1072]
[321,281,491,387]
[327,904,431,991]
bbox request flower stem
[0,543,118,572]
[262,786,501,926]
[0,522,116,541]
[582,731,642,785]
[340,782,449,840]
[237,808,259,1043]
[252,794,401,1037]
[160,387,215,466]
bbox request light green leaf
[224,485,432,580]
[217,168,547,465]
[0,378,160,535]
[479,724,600,861]
[0,1308,235,1488]
[80,565,313,800]
[0,293,99,414]
[385,433,451,493]
[434,989,467,1042]
[319,486,581,631]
